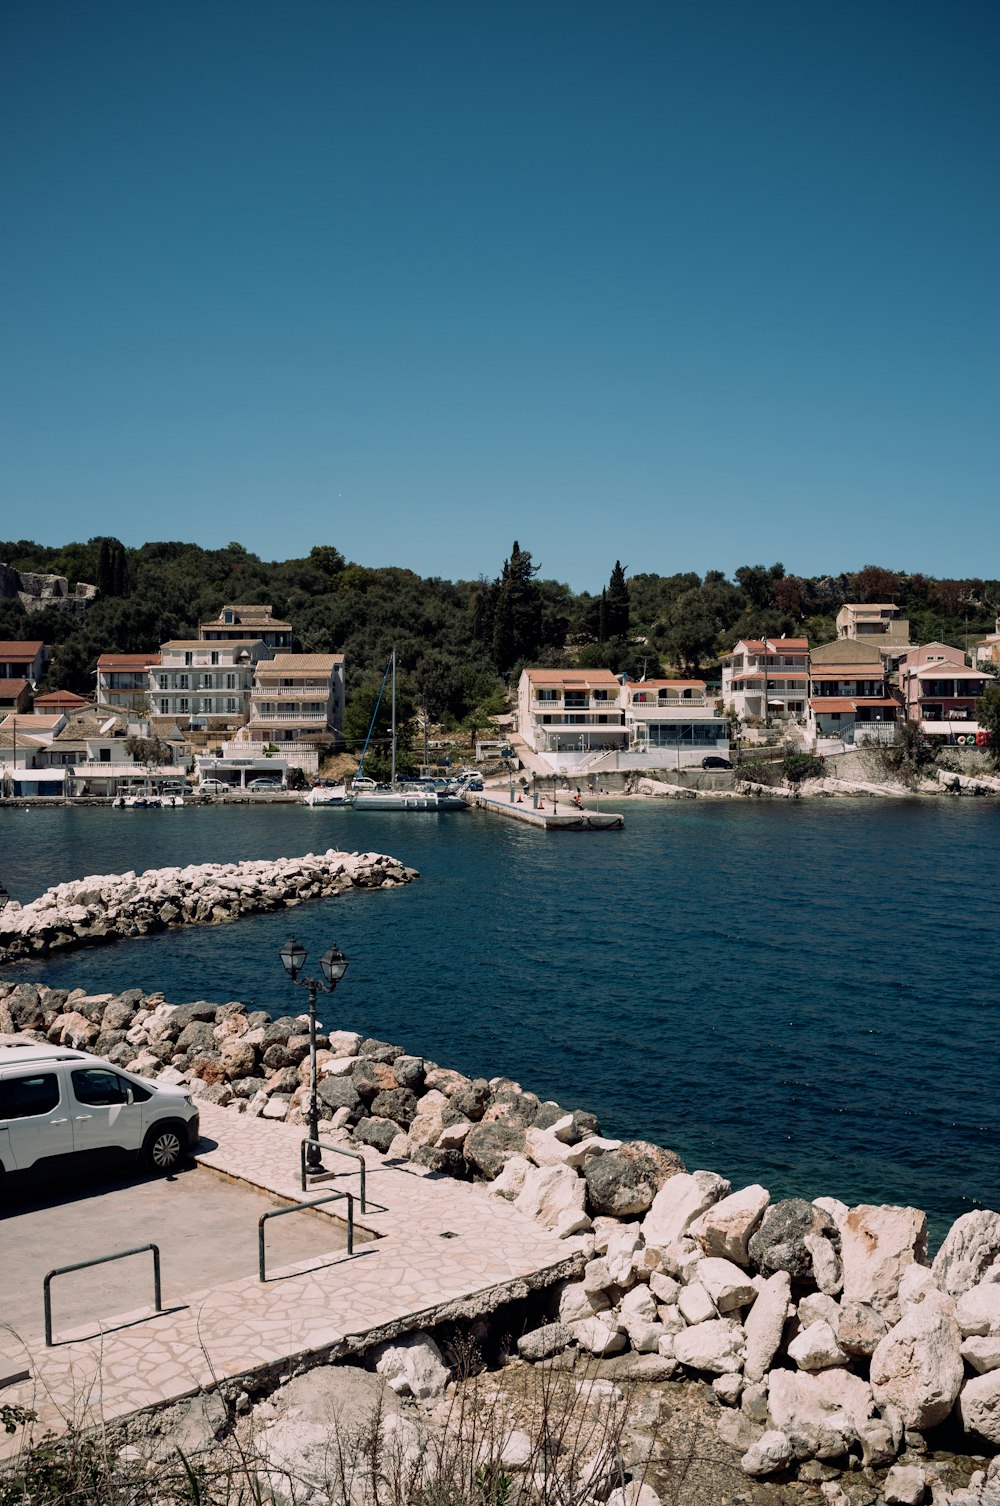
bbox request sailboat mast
[391,648,397,786]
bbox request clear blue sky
[2,1,997,591]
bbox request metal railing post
[299,1136,367,1212]
[43,1243,163,1347]
[257,1190,354,1282]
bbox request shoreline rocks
[2,979,998,1496]
[0,851,417,965]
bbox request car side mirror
[125,1088,134,1106]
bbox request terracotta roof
[0,729,44,749]
[627,679,706,691]
[852,699,899,708]
[34,690,90,708]
[98,653,161,669]
[524,668,620,686]
[842,603,901,612]
[0,641,44,657]
[727,638,809,655]
[810,698,857,712]
[259,654,343,674]
[911,663,991,680]
[0,713,62,730]
[0,679,31,698]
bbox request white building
[150,639,272,729]
[721,638,810,723]
[622,679,729,765]
[246,653,344,750]
[517,669,625,763]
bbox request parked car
[0,1043,200,1180]
[701,756,733,769]
[199,778,232,794]
[248,778,282,791]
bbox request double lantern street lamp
[278,935,349,1176]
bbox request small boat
[302,783,351,807]
[351,651,467,814]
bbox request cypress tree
[605,560,630,639]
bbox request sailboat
[351,651,468,813]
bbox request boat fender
[976,732,986,746]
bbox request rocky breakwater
[3,983,999,1503]
[0,851,416,965]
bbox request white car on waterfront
[0,1044,201,1182]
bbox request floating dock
[471,792,624,830]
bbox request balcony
[248,711,331,725]
[251,684,331,698]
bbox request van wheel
[143,1124,184,1173]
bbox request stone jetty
[2,979,999,1500]
[0,851,416,965]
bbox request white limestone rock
[564,1135,622,1170]
[956,1280,1000,1337]
[515,1164,586,1231]
[406,1089,449,1150]
[962,1334,1000,1374]
[956,1369,1000,1446]
[713,1372,744,1406]
[804,1231,844,1296]
[605,1224,644,1288]
[524,1126,575,1168]
[570,1317,627,1357]
[642,1171,731,1250]
[607,1482,663,1506]
[691,1184,770,1266]
[318,1056,358,1078]
[697,1257,758,1314]
[557,1279,610,1324]
[786,1319,849,1372]
[673,1317,745,1375]
[678,1281,717,1326]
[870,1300,965,1429]
[932,1210,1000,1298]
[766,1367,874,1461]
[436,1118,472,1150]
[617,1284,659,1347]
[488,1154,532,1201]
[740,1429,793,1478]
[882,1464,928,1505]
[798,1293,841,1329]
[583,1257,612,1295]
[743,1271,792,1383]
[649,1272,681,1305]
[556,1208,592,1239]
[498,1429,533,1469]
[373,1333,449,1399]
[837,1300,888,1358]
[898,1264,943,1310]
[840,1204,928,1325]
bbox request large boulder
[583,1141,684,1218]
[697,1257,758,1314]
[515,1164,587,1231]
[407,1089,449,1150]
[869,1297,965,1429]
[641,1171,730,1249]
[766,1367,874,1461]
[691,1184,770,1266]
[464,1122,528,1180]
[316,1076,362,1118]
[840,1205,927,1325]
[370,1087,419,1128]
[744,1271,792,1383]
[449,1078,492,1122]
[747,1199,841,1287]
[956,1280,1000,1337]
[673,1318,744,1375]
[373,1333,449,1399]
[932,1210,1000,1297]
[956,1369,1000,1446]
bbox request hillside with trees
[1,536,996,735]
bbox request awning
[11,768,67,784]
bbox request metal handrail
[258,1190,354,1281]
[300,1137,367,1211]
[43,1243,162,1346]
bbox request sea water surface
[2,799,998,1239]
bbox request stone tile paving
[0,1104,583,1455]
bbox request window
[226,698,237,713]
[178,698,189,713]
[225,673,237,690]
[210,652,219,666]
[0,1072,60,1119]
[177,674,189,690]
[184,652,193,666]
[99,747,110,762]
[159,699,169,715]
[71,1068,128,1106]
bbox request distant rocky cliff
[0,560,98,615]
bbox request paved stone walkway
[0,1105,582,1455]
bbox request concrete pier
[471,791,624,831]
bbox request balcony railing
[248,711,331,725]
[251,684,331,698]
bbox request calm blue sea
[2,799,998,1239]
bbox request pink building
[898,643,994,740]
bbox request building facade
[150,640,271,729]
[721,638,810,723]
[199,604,293,650]
[246,654,344,748]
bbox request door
[0,1070,74,1170]
[69,1067,144,1157]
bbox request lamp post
[278,934,349,1175]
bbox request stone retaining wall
[0,851,416,965]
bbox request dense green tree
[604,561,630,639]
[491,541,542,675]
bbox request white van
[0,1044,200,1181]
